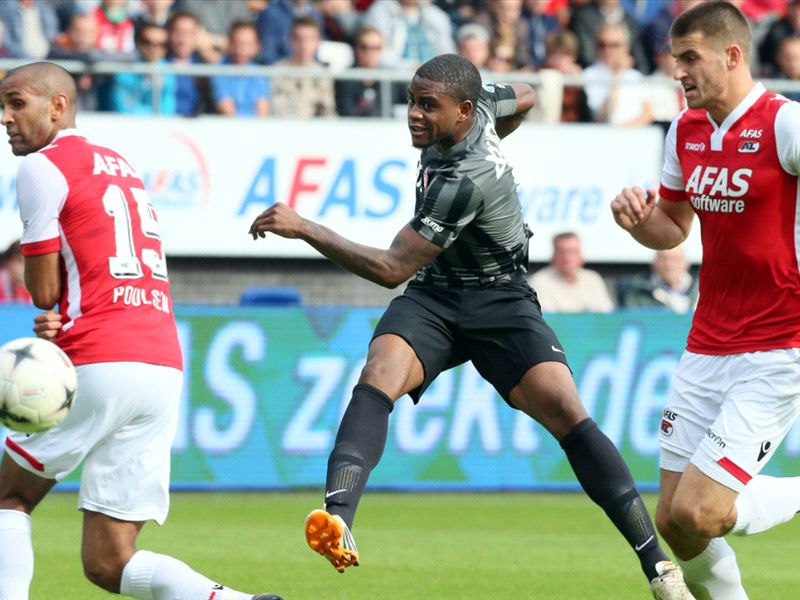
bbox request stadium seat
[239,286,302,307]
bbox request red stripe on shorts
[4,438,45,472]
[717,456,752,485]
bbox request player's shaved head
[1,62,78,118]
[0,61,78,155]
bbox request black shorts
[372,279,569,404]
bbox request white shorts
[4,362,182,525]
[659,349,800,492]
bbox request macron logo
[684,141,706,152]
[421,215,444,233]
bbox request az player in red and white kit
[0,63,282,600]
[612,3,800,599]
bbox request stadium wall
[3,304,800,493]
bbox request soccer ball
[0,337,78,434]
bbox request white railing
[2,57,800,117]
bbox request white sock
[678,537,748,600]
[120,550,254,600]
[731,474,800,536]
[0,509,33,600]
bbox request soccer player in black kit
[249,53,694,600]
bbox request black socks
[560,418,668,581]
[324,383,394,529]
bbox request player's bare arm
[495,83,535,139]
[250,202,443,288]
[23,252,61,309]
[611,187,694,250]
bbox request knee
[670,497,729,539]
[82,552,128,593]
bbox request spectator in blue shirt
[165,9,214,116]
[211,21,271,117]
[256,0,322,65]
[105,23,177,114]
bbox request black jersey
[409,83,531,288]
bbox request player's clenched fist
[249,202,306,240]
[610,186,657,231]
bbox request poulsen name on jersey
[112,285,171,313]
[685,165,752,214]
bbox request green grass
[30,491,799,599]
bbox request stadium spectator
[211,21,271,117]
[318,0,362,44]
[773,36,800,102]
[256,0,323,65]
[529,231,615,312]
[176,0,252,53]
[0,240,31,304]
[335,26,405,117]
[47,12,114,112]
[0,61,284,600]
[250,53,693,600]
[647,38,685,132]
[271,16,337,117]
[455,22,492,74]
[617,246,698,313]
[611,4,800,598]
[165,10,214,116]
[521,0,562,69]
[533,29,592,123]
[642,1,705,74]
[0,0,59,59]
[362,0,455,69]
[433,0,486,29]
[472,0,531,70]
[0,22,10,60]
[568,0,649,72]
[132,0,176,33]
[486,39,517,74]
[758,0,800,75]
[103,23,177,115]
[582,23,654,126]
[90,0,137,57]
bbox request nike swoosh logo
[634,535,654,552]
[325,488,348,499]
[551,345,565,354]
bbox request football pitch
[31,491,798,599]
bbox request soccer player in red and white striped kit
[612,2,800,598]
[0,62,281,600]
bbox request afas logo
[685,165,752,197]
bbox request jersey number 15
[102,183,169,281]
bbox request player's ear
[49,93,69,122]
[725,44,743,70]
[457,99,473,122]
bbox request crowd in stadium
[1,0,799,120]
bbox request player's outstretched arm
[610,186,694,250]
[495,83,535,139]
[249,202,443,288]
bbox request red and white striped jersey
[17,130,182,369]
[659,83,800,354]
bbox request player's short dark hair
[670,1,751,60]
[415,53,482,105]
